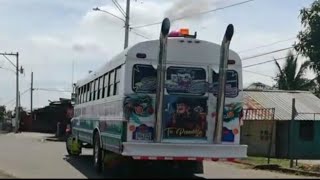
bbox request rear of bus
[121,30,247,167]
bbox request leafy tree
[0,106,5,122]
[294,0,320,72]
[274,51,315,90]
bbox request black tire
[93,133,104,173]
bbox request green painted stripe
[101,132,122,139]
[73,127,92,133]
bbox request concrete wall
[240,120,276,157]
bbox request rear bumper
[122,142,247,160]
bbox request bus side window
[94,78,99,100]
[86,83,90,102]
[108,70,115,97]
[114,66,121,95]
[103,73,109,98]
[98,76,103,100]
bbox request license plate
[136,132,152,140]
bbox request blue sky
[0,0,315,110]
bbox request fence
[243,108,275,120]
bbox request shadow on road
[63,154,205,179]
[63,155,107,178]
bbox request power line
[0,66,15,73]
[131,0,256,29]
[242,47,293,61]
[112,0,126,17]
[243,55,297,68]
[238,37,296,54]
[3,88,30,106]
[34,88,72,93]
[131,30,151,40]
[243,70,274,78]
[2,55,16,68]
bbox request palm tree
[274,51,315,91]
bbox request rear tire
[93,133,104,173]
[66,134,81,156]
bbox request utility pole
[31,72,33,121]
[0,52,20,133]
[16,52,19,133]
[93,0,131,49]
[124,0,130,49]
[289,98,296,168]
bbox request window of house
[299,121,314,141]
[108,70,115,97]
[260,130,270,141]
[98,76,103,100]
[103,73,109,98]
[166,66,206,95]
[212,70,239,98]
[132,64,157,93]
[114,66,121,95]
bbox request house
[25,98,73,135]
[241,89,320,159]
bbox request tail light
[66,124,71,133]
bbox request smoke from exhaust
[165,0,223,22]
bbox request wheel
[93,133,104,173]
[66,134,81,156]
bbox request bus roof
[76,38,242,87]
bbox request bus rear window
[132,64,157,93]
[166,67,206,95]
[212,70,239,98]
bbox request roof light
[180,28,189,36]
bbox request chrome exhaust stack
[155,18,170,143]
[214,24,234,144]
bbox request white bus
[67,25,247,174]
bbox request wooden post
[267,108,276,164]
[288,98,295,168]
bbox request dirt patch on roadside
[0,169,15,179]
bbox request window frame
[166,66,207,96]
[132,64,157,94]
[212,69,239,98]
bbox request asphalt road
[0,132,316,179]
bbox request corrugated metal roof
[244,90,320,121]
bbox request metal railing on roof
[243,108,275,120]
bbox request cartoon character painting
[123,94,154,125]
[212,102,242,142]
